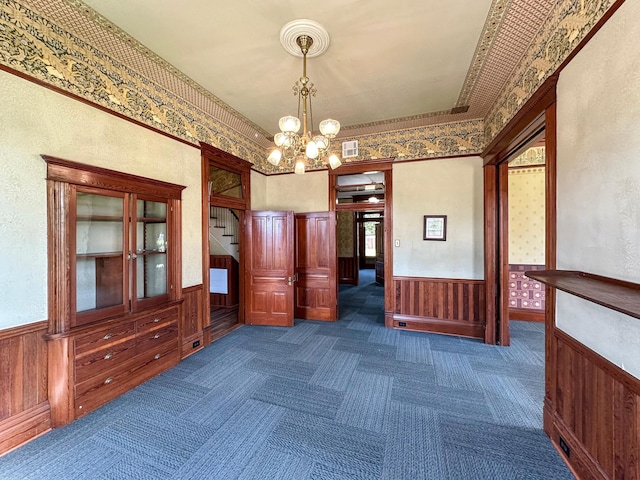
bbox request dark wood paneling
[338,257,358,285]
[209,256,239,307]
[547,329,640,480]
[392,277,485,339]
[181,285,204,358]
[508,309,544,322]
[0,321,51,455]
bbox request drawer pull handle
[154,353,161,360]
[104,353,114,360]
[104,377,114,385]
[103,334,113,340]
[153,334,160,339]
[153,317,161,323]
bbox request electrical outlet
[398,322,407,327]
[559,436,570,457]
[192,340,201,348]
[395,239,400,247]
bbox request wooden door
[244,211,295,326]
[295,212,337,321]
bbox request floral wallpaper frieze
[484,0,616,142]
[0,0,620,173]
[0,0,266,168]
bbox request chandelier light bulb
[328,154,342,170]
[294,159,306,174]
[274,132,287,147]
[267,149,282,166]
[313,135,329,151]
[305,139,319,159]
[279,115,301,134]
[319,118,340,138]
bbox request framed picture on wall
[423,215,447,241]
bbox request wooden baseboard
[545,406,609,480]
[391,314,484,339]
[0,402,51,456]
[509,308,544,322]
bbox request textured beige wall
[263,171,328,213]
[556,0,640,378]
[0,70,202,329]
[393,157,484,279]
[508,167,545,264]
[250,170,268,210]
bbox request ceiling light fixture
[267,22,341,174]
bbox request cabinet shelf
[524,270,640,320]
[137,217,166,223]
[135,250,167,256]
[77,215,123,222]
[77,251,123,259]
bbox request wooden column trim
[498,161,510,346]
[47,180,72,335]
[544,100,558,436]
[483,165,498,344]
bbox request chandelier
[267,31,342,174]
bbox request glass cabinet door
[75,190,126,323]
[133,197,168,307]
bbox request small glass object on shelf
[135,199,168,300]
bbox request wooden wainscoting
[0,321,51,455]
[209,255,239,307]
[181,285,204,359]
[391,276,485,339]
[338,257,358,285]
[546,329,640,480]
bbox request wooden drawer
[136,322,178,354]
[74,343,178,416]
[74,321,136,356]
[136,307,178,333]
[74,337,137,384]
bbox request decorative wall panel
[392,276,485,339]
[337,211,354,257]
[547,329,640,480]
[508,264,545,312]
[0,322,50,455]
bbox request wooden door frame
[200,143,252,344]
[329,158,393,324]
[482,75,557,346]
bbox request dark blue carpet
[0,270,573,479]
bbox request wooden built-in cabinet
[44,156,185,426]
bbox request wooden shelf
[77,215,122,222]
[76,252,122,259]
[524,270,640,320]
[137,217,166,223]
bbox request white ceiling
[80,0,494,136]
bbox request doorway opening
[201,143,251,345]
[329,160,392,323]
